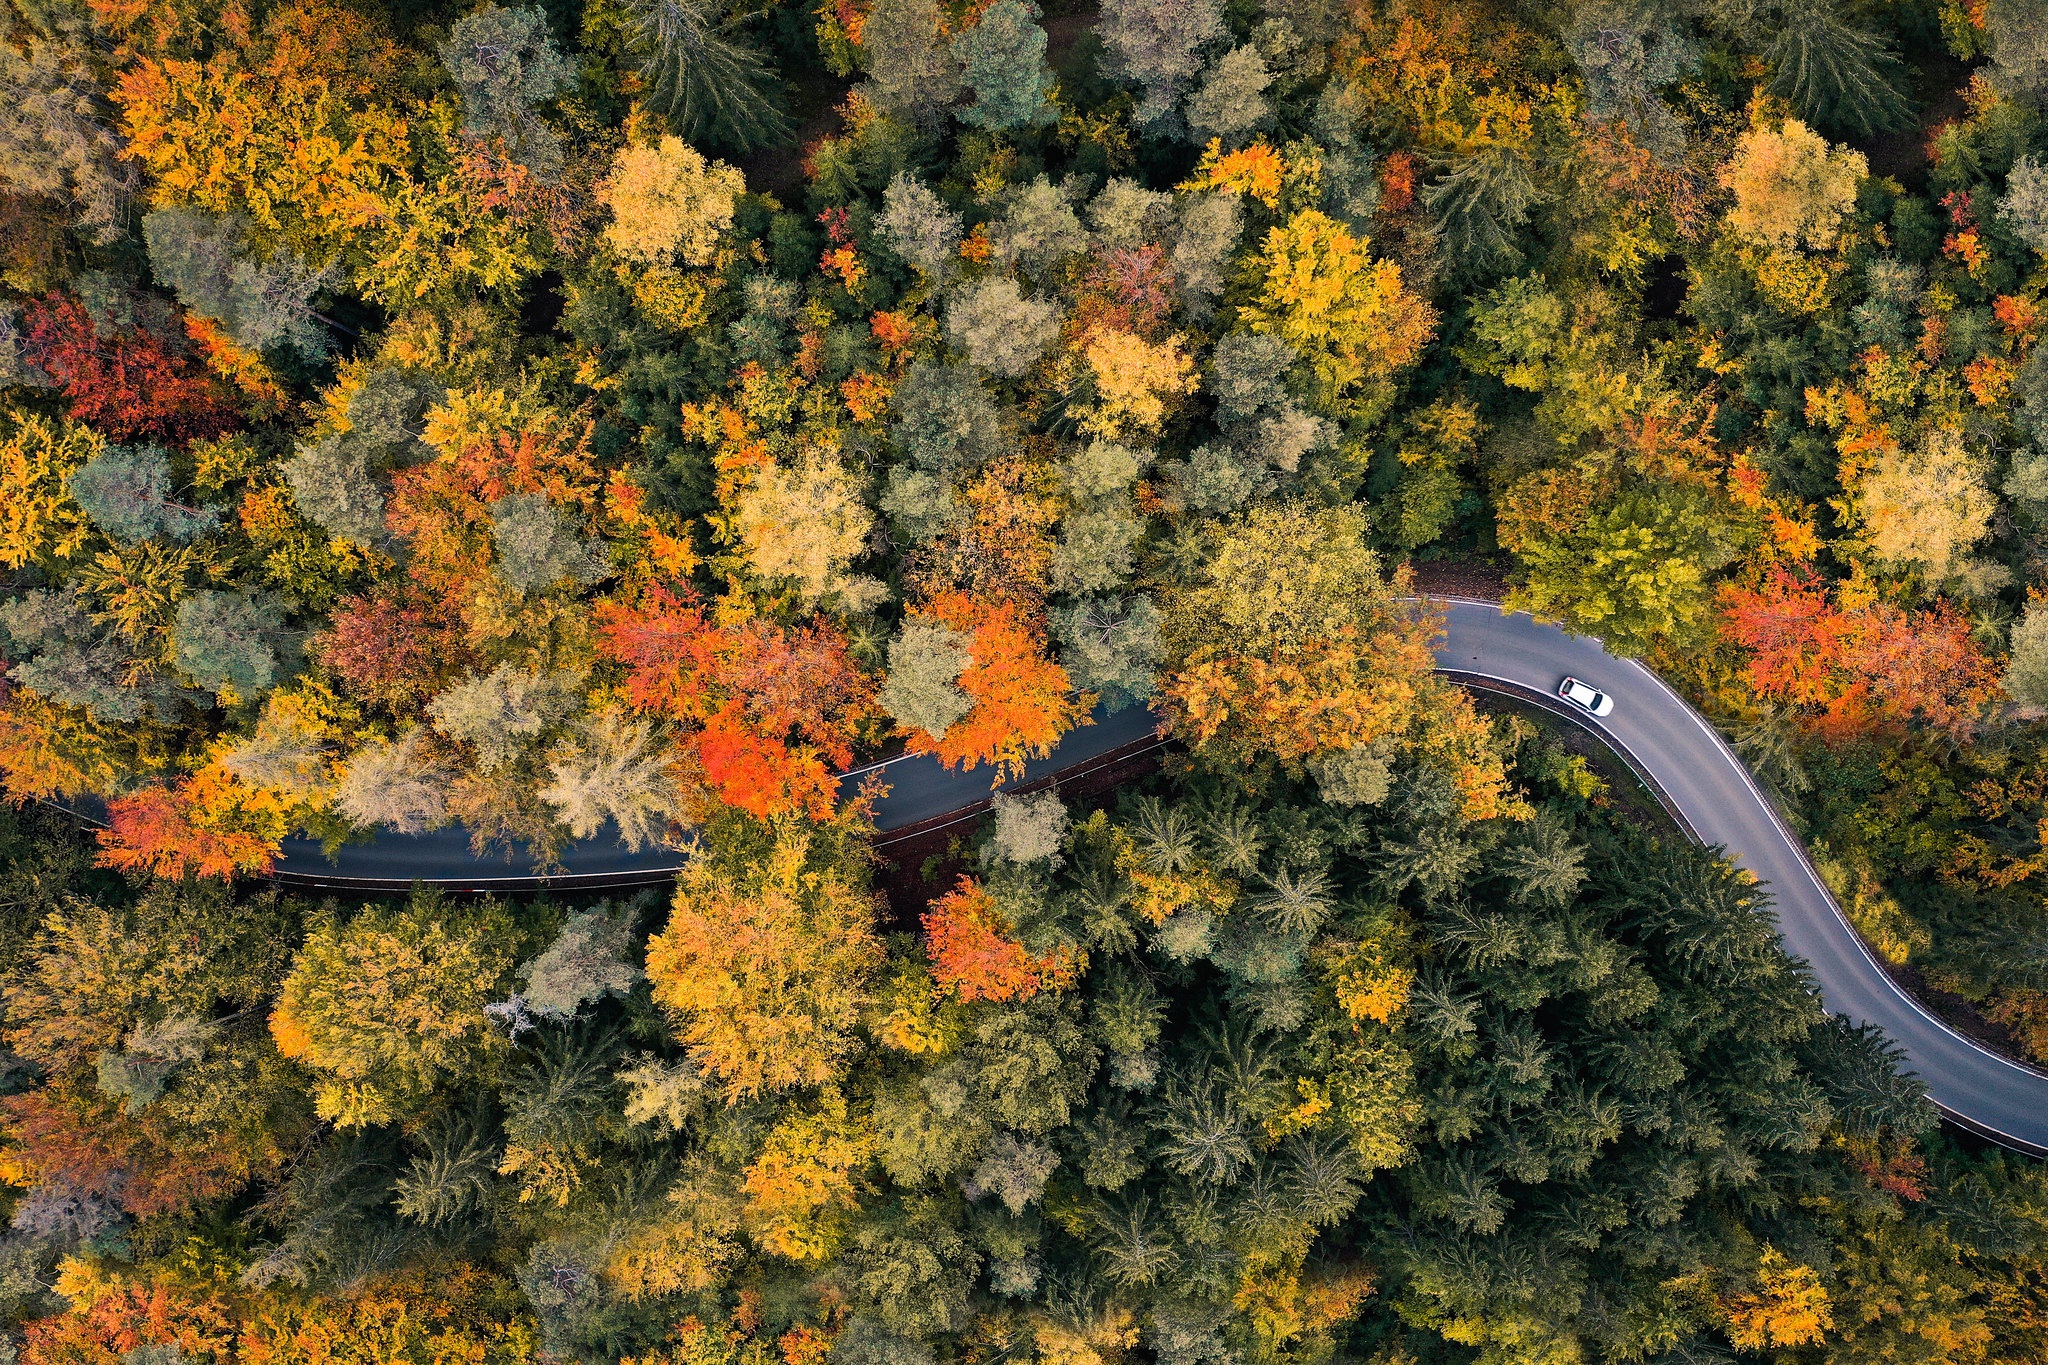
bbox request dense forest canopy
[2,0,2048,1358]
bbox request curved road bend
[249,596,2048,1155]
[1432,598,2048,1157]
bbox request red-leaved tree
[1718,567,1998,737]
[23,293,240,444]
[922,876,1079,1003]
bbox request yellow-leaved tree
[1159,502,1511,818]
[644,817,885,1100]
[1235,209,1435,419]
[269,891,522,1127]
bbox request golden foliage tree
[644,818,885,1100]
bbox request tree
[269,893,521,1127]
[22,294,239,445]
[172,589,290,700]
[1052,594,1162,711]
[860,0,962,123]
[1719,117,1866,252]
[952,0,1056,131]
[94,778,281,880]
[66,444,219,544]
[2000,156,2048,257]
[538,707,684,849]
[924,876,1078,1003]
[880,619,974,740]
[1097,0,1225,127]
[491,492,610,594]
[986,790,1069,867]
[598,135,746,267]
[427,663,580,769]
[0,587,161,723]
[1080,330,1198,439]
[1985,0,2048,97]
[440,4,571,175]
[142,207,337,361]
[0,411,96,572]
[1565,3,1695,153]
[1424,146,1540,267]
[1235,210,1435,411]
[734,451,885,609]
[1172,193,1242,311]
[1051,505,1144,594]
[622,0,791,152]
[946,278,1060,378]
[95,1016,216,1115]
[1160,503,1428,763]
[519,899,646,1021]
[0,30,139,245]
[597,587,876,818]
[1507,485,1734,656]
[1765,0,1911,140]
[221,701,330,797]
[2007,603,2048,709]
[332,731,451,834]
[878,173,964,280]
[1718,567,1999,736]
[891,360,1004,473]
[906,593,1084,778]
[1856,429,1994,583]
[316,591,472,710]
[282,434,386,547]
[1185,47,1271,150]
[995,177,1089,273]
[643,820,883,1099]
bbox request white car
[1559,677,1614,717]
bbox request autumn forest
[2,0,2048,1359]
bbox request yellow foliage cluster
[0,409,97,571]
[1721,1246,1834,1350]
[1079,329,1197,439]
[742,1090,876,1260]
[1237,211,1435,403]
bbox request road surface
[252,596,2048,1155]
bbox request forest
[3,0,2048,1357]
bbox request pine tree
[623,0,791,152]
[1766,0,1911,140]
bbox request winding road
[259,596,2048,1157]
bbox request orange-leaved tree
[598,585,877,818]
[1717,567,1997,738]
[94,767,288,880]
[923,876,1081,1003]
[902,592,1085,781]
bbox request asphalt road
[253,595,2048,1155]
[1431,597,2048,1157]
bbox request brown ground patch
[1407,555,1509,603]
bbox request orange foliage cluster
[3,1076,277,1218]
[1717,568,1998,738]
[386,421,605,595]
[19,1283,237,1365]
[24,294,241,445]
[95,774,281,880]
[911,593,1084,780]
[922,877,1079,1003]
[1182,140,1284,207]
[314,589,474,710]
[599,586,876,817]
